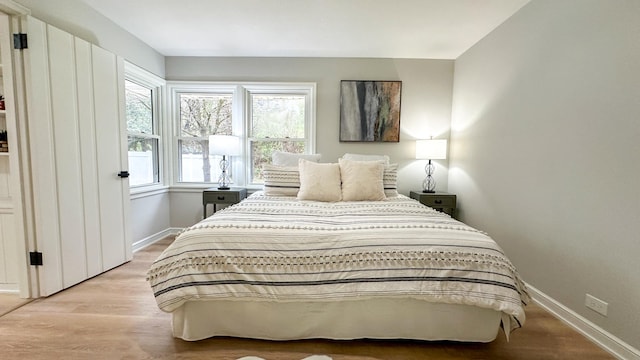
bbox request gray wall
[15,0,165,77]
[166,57,455,227]
[129,192,171,245]
[449,0,640,349]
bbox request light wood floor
[0,237,614,360]
[0,293,32,316]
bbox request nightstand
[203,187,247,218]
[409,191,457,218]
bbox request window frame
[124,62,166,195]
[167,82,316,189]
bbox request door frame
[0,0,35,298]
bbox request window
[125,80,159,187]
[249,93,308,183]
[125,63,165,190]
[169,82,315,187]
[177,92,233,182]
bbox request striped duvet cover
[147,192,529,336]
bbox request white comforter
[148,192,529,335]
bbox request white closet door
[92,45,132,270]
[25,16,131,296]
[48,24,89,289]
[75,38,103,278]
[25,16,64,296]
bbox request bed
[147,179,529,342]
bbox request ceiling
[80,0,530,59]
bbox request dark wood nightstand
[203,187,247,218]
[409,191,457,218]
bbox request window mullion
[128,131,160,139]
[248,137,306,141]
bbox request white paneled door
[92,45,133,271]
[25,16,132,296]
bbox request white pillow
[297,159,342,202]
[383,163,399,197]
[272,151,321,166]
[339,159,386,201]
[262,164,300,196]
[341,153,390,165]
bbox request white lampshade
[415,139,447,160]
[209,135,241,156]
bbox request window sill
[130,184,169,199]
[169,184,263,192]
[130,184,263,199]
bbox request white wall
[129,192,171,245]
[14,0,164,77]
[166,57,455,227]
[449,0,640,350]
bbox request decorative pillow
[272,151,321,166]
[341,153,390,165]
[262,164,300,196]
[339,159,386,201]
[383,163,399,198]
[297,159,342,202]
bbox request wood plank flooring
[0,237,615,360]
[0,293,32,316]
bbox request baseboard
[526,283,639,360]
[132,227,182,253]
[0,284,19,293]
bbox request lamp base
[217,155,232,190]
[422,160,436,193]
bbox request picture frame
[340,80,402,142]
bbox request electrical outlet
[585,294,608,316]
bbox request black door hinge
[29,251,43,266]
[13,33,28,50]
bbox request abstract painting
[340,80,401,142]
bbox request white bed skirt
[172,298,502,342]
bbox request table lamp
[209,135,241,190]
[415,139,447,193]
